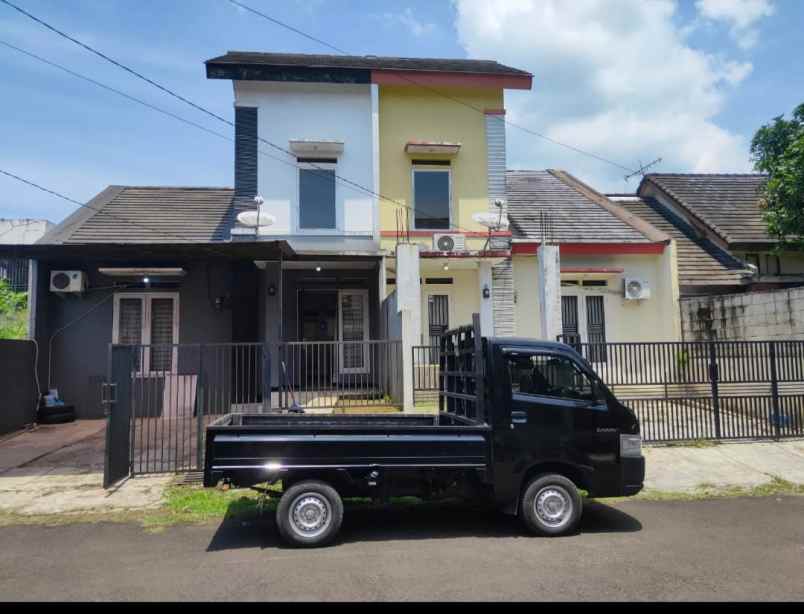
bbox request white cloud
[380,8,436,38]
[695,0,775,49]
[453,0,756,192]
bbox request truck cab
[484,339,644,515]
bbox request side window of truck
[508,352,599,403]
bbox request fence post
[769,341,781,440]
[263,342,271,412]
[709,341,721,439]
[196,345,204,472]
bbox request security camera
[253,195,265,206]
[493,198,505,208]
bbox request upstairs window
[299,159,337,230]
[412,164,451,230]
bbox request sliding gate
[103,340,403,486]
[103,343,269,487]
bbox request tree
[750,103,804,248]
[0,279,28,339]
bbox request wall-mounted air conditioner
[624,278,650,300]
[432,233,466,252]
[50,270,88,293]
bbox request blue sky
[1,0,801,224]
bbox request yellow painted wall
[378,85,503,252]
[513,251,681,342]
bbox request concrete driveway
[0,420,169,515]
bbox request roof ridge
[645,172,767,178]
[547,169,670,243]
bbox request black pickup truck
[204,315,645,546]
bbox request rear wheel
[520,473,582,536]
[276,480,343,547]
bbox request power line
[0,38,324,177]
[1,0,472,233]
[226,0,641,175]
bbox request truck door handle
[511,410,527,424]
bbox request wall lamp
[482,284,491,299]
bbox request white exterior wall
[0,219,53,244]
[234,81,376,241]
[514,252,680,342]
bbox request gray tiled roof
[40,186,235,244]
[641,173,769,245]
[616,196,752,288]
[506,170,657,243]
[206,51,532,77]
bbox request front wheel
[276,480,344,547]
[520,474,582,536]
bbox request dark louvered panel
[235,106,258,198]
[150,298,175,372]
[561,296,578,338]
[586,296,607,363]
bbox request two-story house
[205,52,532,351]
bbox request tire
[38,410,76,425]
[520,473,582,537]
[276,480,344,547]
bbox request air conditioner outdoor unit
[624,277,650,300]
[432,233,466,252]
[50,270,88,293]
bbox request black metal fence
[104,339,403,481]
[412,339,804,443]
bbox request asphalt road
[1,496,803,601]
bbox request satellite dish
[472,212,509,230]
[237,210,276,228]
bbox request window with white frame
[298,158,337,230]
[412,164,451,230]
[113,293,179,373]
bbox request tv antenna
[624,157,662,182]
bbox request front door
[338,289,369,374]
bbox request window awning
[405,141,461,156]
[289,139,344,157]
[98,267,187,278]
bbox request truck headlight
[620,434,642,458]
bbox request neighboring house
[507,170,681,343]
[0,219,53,292]
[635,173,804,293]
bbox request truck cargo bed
[204,412,491,487]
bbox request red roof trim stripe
[512,242,666,255]
[371,70,532,90]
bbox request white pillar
[395,243,421,411]
[537,245,562,341]
[478,261,494,336]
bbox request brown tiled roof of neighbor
[641,173,769,245]
[40,186,235,244]
[206,51,532,77]
[506,170,665,244]
[615,195,752,287]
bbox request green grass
[654,439,721,449]
[596,476,804,503]
[2,475,802,529]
